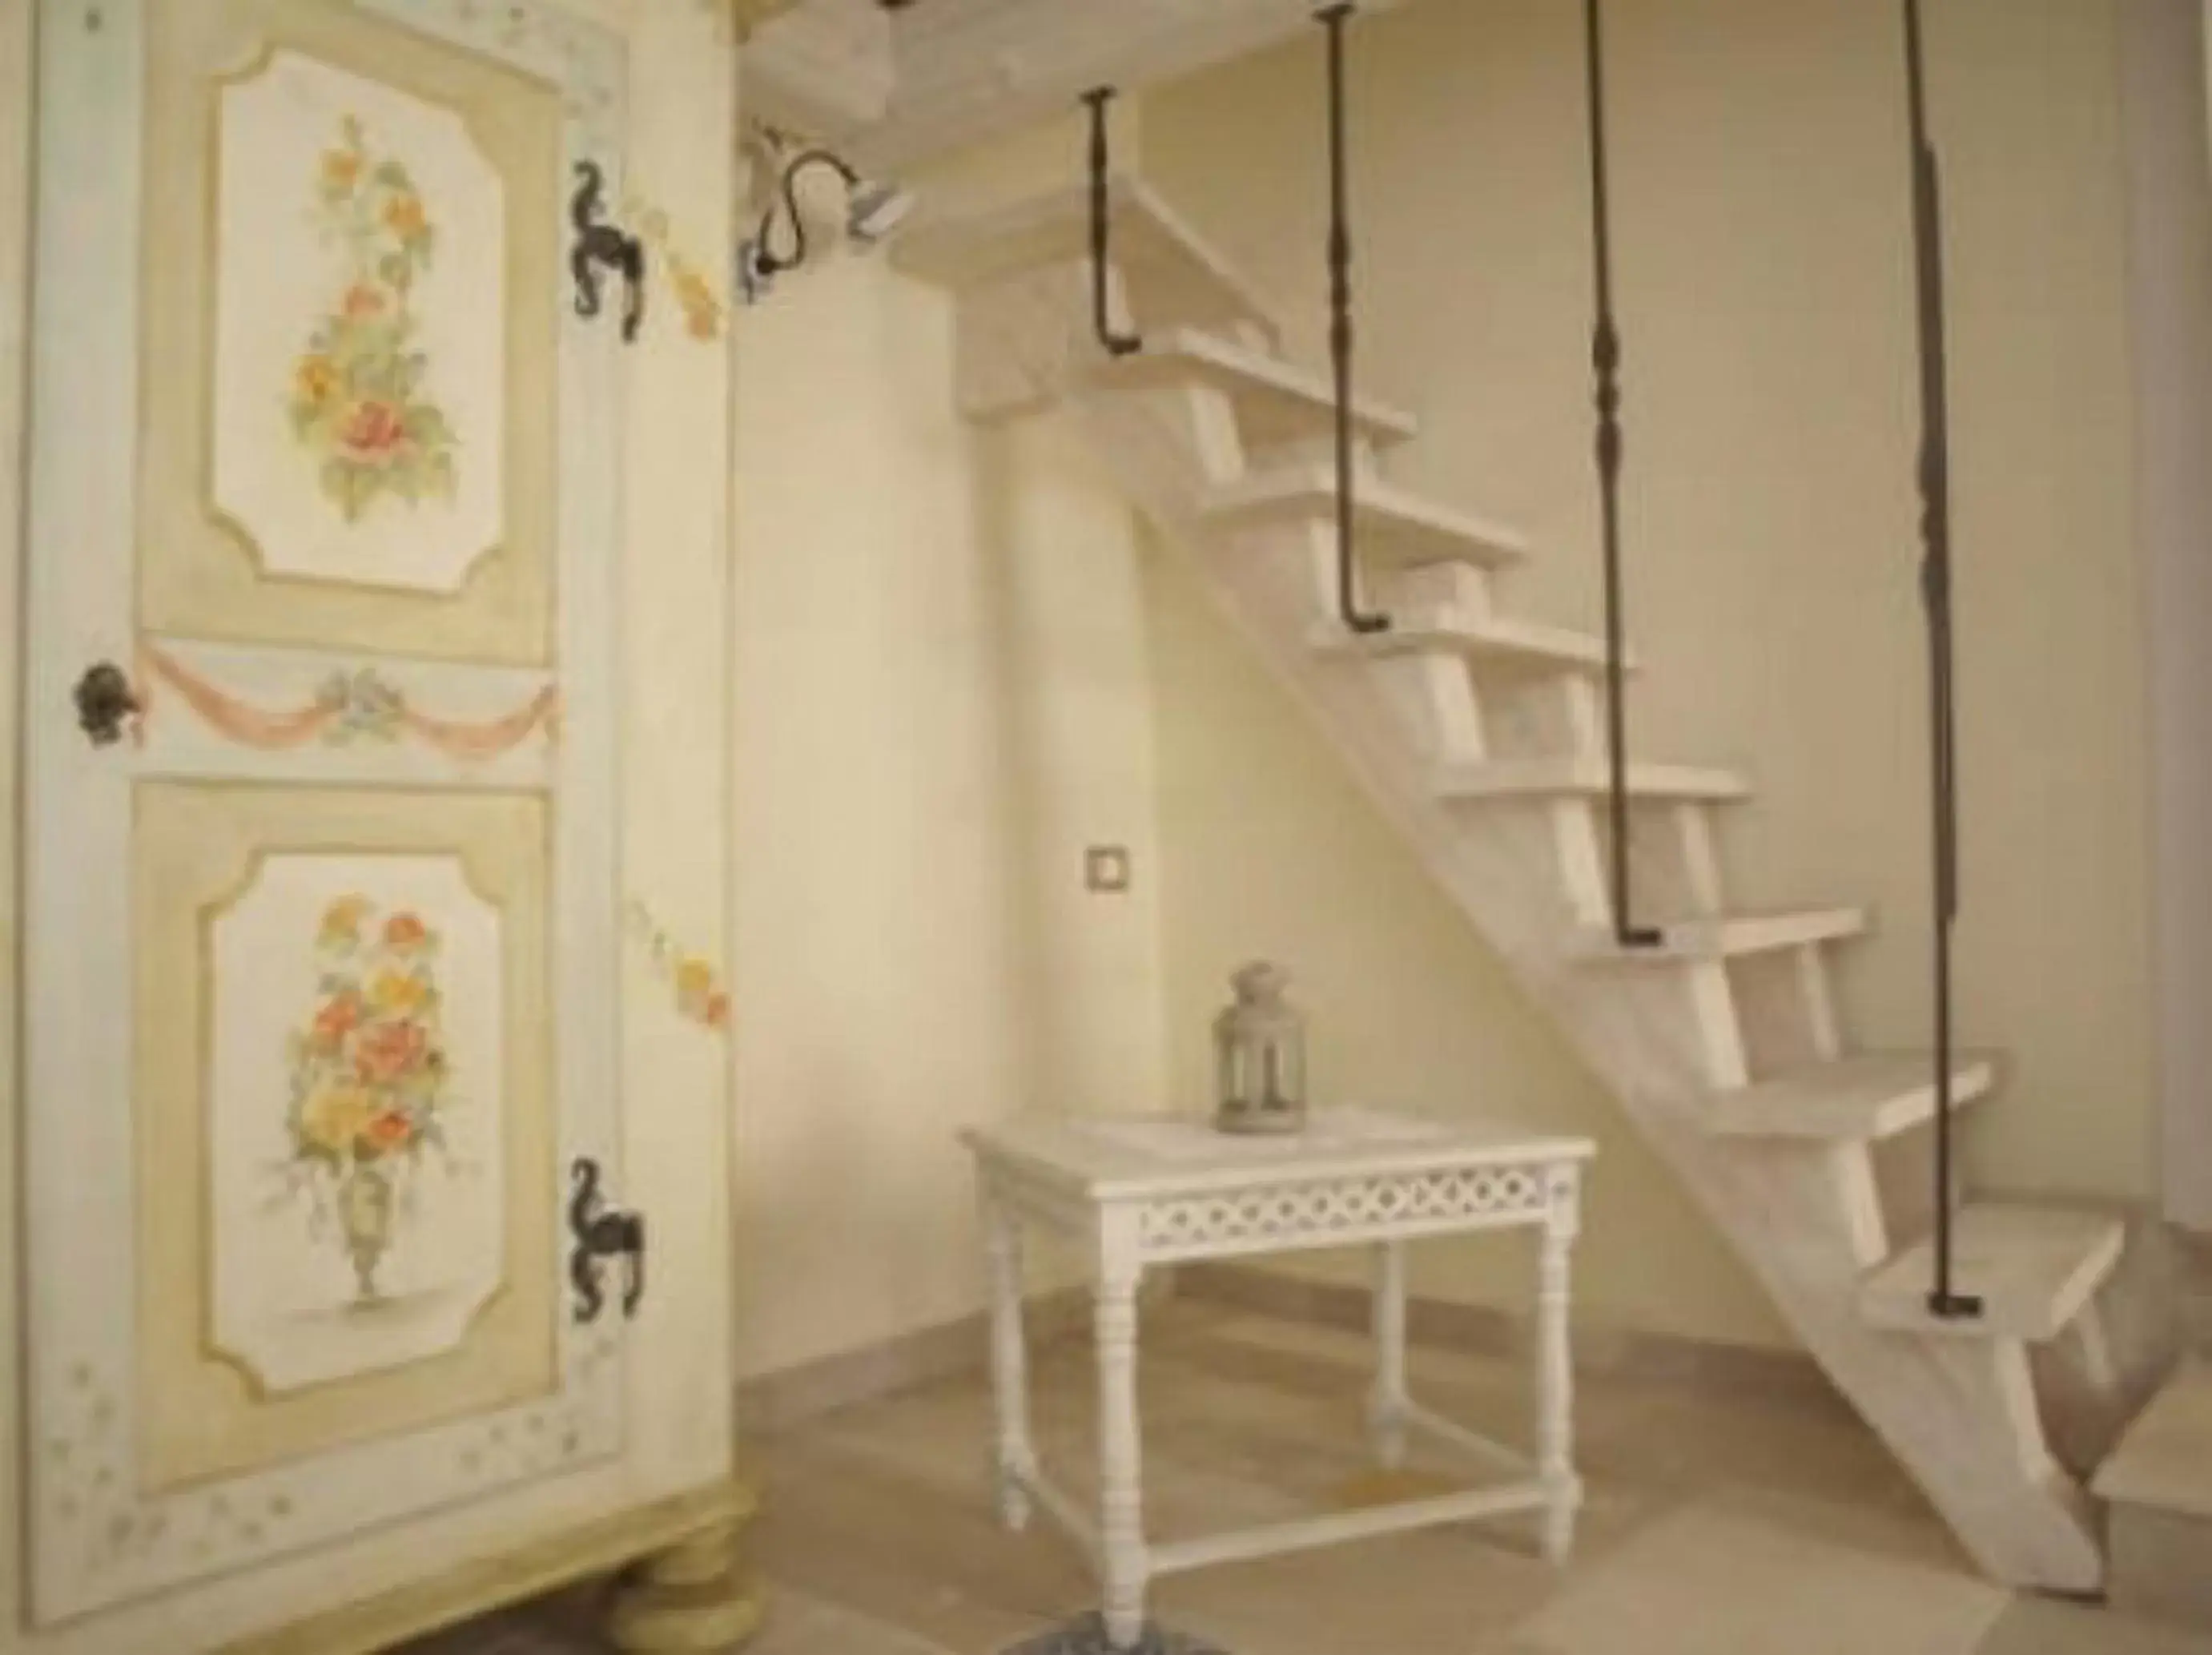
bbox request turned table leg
[982,1186,1036,1530]
[605,1496,764,1654]
[1094,1257,1150,1652]
[1536,1170,1583,1566]
[1369,1239,1410,1471]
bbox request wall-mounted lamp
[738,142,916,305]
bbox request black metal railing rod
[1081,87,1144,358]
[1319,3,1391,635]
[1583,0,1659,948]
[1903,0,1981,1322]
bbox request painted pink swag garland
[130,642,561,761]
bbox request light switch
[1085,845,1132,895]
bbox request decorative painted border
[134,641,561,759]
[376,0,625,149]
[628,899,731,1032]
[626,193,727,342]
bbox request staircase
[891,175,2162,1593]
[2097,1361,2212,1627]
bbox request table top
[963,1107,1595,1202]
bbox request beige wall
[1140,0,2153,1343]
[2,0,31,1640]
[2126,0,2212,1230]
[730,130,1168,1380]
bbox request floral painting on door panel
[213,49,505,593]
[210,855,505,1394]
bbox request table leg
[1537,1171,1582,1565]
[983,1188,1036,1532]
[1369,1239,1410,1470]
[1095,1260,1149,1651]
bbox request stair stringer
[950,260,2106,1591]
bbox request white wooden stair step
[1090,328,1417,447]
[1704,1052,1998,1142]
[1313,609,1628,679]
[1205,466,1529,570]
[2094,1361,2212,1630]
[1859,1204,2126,1342]
[2093,1360,2212,1520]
[889,178,1281,345]
[1435,756,1749,803]
[1573,906,1868,963]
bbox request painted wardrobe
[0,1,744,1650]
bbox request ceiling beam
[742,0,898,137]
[742,0,1411,171]
[723,0,810,40]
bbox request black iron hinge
[569,1158,646,1324]
[570,162,645,344]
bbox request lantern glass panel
[1212,961,1307,1136]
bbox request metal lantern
[1213,961,1308,1136]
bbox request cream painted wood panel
[10,1,737,1649]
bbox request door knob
[73,661,140,747]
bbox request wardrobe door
[18,0,730,1641]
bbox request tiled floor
[408,1303,2212,1655]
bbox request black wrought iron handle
[73,661,140,747]
[1081,87,1143,358]
[570,162,645,344]
[569,1157,648,1324]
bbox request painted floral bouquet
[280,896,453,1300]
[288,115,458,524]
[288,894,450,1167]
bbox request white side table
[962,1109,1595,1652]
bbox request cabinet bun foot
[605,1497,764,1653]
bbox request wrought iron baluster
[1319,3,1390,636]
[1902,0,1981,1322]
[1081,87,1144,358]
[1583,0,1659,948]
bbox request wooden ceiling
[723,0,811,38]
[739,0,1410,171]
